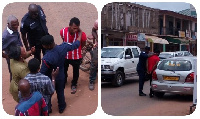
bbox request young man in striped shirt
[60,17,87,94]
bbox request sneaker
[89,82,94,90]
[59,104,66,113]
[71,86,77,94]
[139,92,146,96]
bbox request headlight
[104,65,114,70]
[104,65,110,69]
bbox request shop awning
[166,37,181,44]
[145,36,169,44]
[175,38,190,44]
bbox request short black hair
[28,58,40,73]
[145,46,150,51]
[40,35,54,46]
[69,17,80,26]
[8,45,21,60]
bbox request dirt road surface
[2,2,98,116]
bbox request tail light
[152,71,158,80]
[185,72,194,83]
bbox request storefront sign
[126,33,137,41]
[179,31,185,37]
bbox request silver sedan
[151,56,196,97]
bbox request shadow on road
[154,93,193,102]
[101,79,139,88]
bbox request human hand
[52,67,59,79]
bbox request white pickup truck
[101,46,141,86]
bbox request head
[154,49,160,56]
[7,15,19,32]
[18,79,31,98]
[94,19,98,30]
[8,45,26,60]
[40,35,55,50]
[68,17,80,35]
[28,58,40,73]
[145,46,150,54]
[28,4,38,19]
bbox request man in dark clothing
[2,15,23,81]
[20,4,49,63]
[137,46,151,96]
[40,32,82,113]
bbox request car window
[125,48,133,58]
[101,48,124,58]
[132,48,139,58]
[158,60,192,71]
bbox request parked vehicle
[101,46,141,86]
[151,56,196,97]
[175,51,193,57]
[159,52,175,60]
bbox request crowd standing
[2,3,98,116]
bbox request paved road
[101,76,193,116]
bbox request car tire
[155,92,165,98]
[112,70,124,87]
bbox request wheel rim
[116,74,122,85]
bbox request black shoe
[59,104,66,113]
[139,93,146,96]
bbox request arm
[24,46,35,59]
[92,27,98,42]
[51,67,59,89]
[146,58,149,74]
[21,33,30,51]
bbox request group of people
[2,3,98,116]
[137,46,160,97]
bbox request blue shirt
[137,51,148,71]
[40,41,80,81]
[2,27,23,54]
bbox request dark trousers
[89,47,98,83]
[6,58,12,81]
[137,70,145,94]
[55,79,66,110]
[64,59,81,87]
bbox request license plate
[163,76,179,81]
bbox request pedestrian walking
[60,17,87,94]
[146,49,160,97]
[15,79,48,116]
[40,33,81,113]
[20,4,49,63]
[2,15,23,82]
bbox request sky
[136,2,191,12]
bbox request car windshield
[101,48,124,58]
[158,60,192,71]
[159,53,173,58]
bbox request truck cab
[101,46,141,86]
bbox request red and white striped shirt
[60,27,87,59]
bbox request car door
[123,48,135,76]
